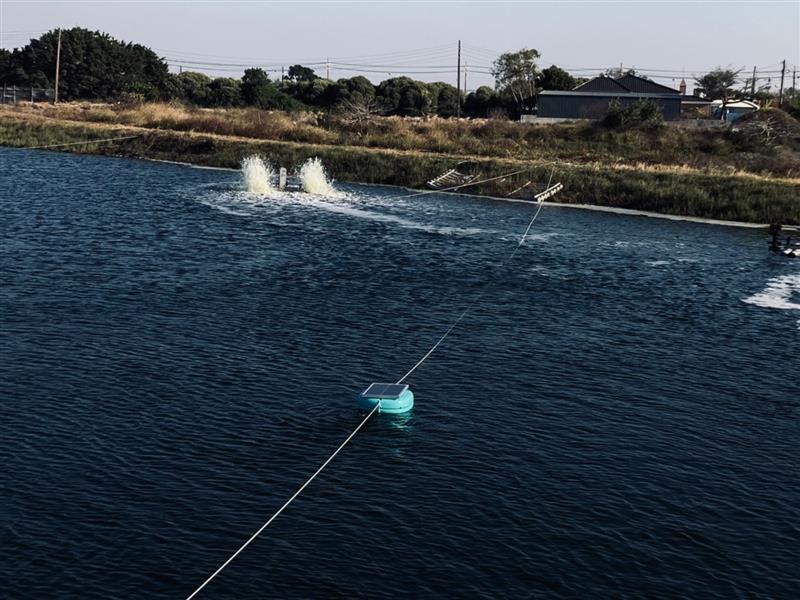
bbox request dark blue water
[2,148,798,599]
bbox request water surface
[1,149,798,598]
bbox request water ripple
[1,149,798,599]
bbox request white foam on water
[743,273,800,329]
[743,274,800,310]
[299,196,492,237]
[525,232,560,242]
[646,260,672,266]
[241,155,275,194]
[198,190,276,216]
[199,157,520,237]
[197,185,496,237]
[198,198,253,217]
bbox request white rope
[396,200,545,383]
[396,168,552,384]
[185,166,553,597]
[19,135,140,150]
[185,401,381,600]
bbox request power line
[154,43,457,66]
[3,32,787,84]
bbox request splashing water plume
[300,157,336,195]
[241,156,275,194]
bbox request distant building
[537,74,682,120]
[678,78,714,118]
[680,94,714,118]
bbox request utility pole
[779,59,786,106]
[281,65,284,80]
[326,58,330,80]
[54,28,62,104]
[456,40,461,118]
[464,62,468,96]
[750,65,756,99]
[793,66,797,99]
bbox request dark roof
[539,90,680,100]
[570,74,680,96]
[680,94,712,104]
[573,76,631,93]
[615,74,679,95]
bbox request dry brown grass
[4,109,800,224]
[5,101,800,179]
[11,101,336,145]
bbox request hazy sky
[1,1,798,92]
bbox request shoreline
[171,155,774,230]
[2,113,799,225]
[5,146,778,230]
[346,178,772,229]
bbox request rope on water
[396,181,548,384]
[19,135,140,150]
[185,166,552,598]
[185,401,381,600]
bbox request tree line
[0,28,584,118]
[1,28,795,119]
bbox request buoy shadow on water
[357,383,414,414]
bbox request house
[537,74,682,120]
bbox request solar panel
[362,383,409,399]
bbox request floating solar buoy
[357,383,414,414]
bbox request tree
[537,65,577,91]
[376,76,431,116]
[695,67,741,114]
[240,68,306,110]
[573,77,590,88]
[241,67,272,105]
[206,77,242,107]
[426,81,461,117]
[602,67,644,79]
[286,64,317,82]
[173,71,212,104]
[326,75,376,107]
[464,85,499,118]
[434,83,461,117]
[280,76,333,107]
[0,49,11,82]
[492,48,540,113]
[0,27,170,100]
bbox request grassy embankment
[2,102,800,224]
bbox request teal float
[357,383,414,414]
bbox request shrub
[781,98,800,121]
[602,99,663,130]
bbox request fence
[1,84,55,104]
